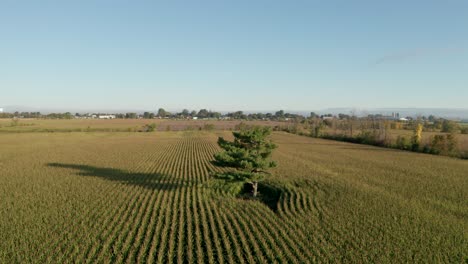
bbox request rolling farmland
[0,131,467,263]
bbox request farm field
[0,131,467,263]
[2,118,467,151]
[0,119,285,132]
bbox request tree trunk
[252,181,258,197]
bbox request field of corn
[0,119,285,132]
[0,131,467,263]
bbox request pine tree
[213,126,277,197]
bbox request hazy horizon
[2,105,468,119]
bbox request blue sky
[1,0,467,111]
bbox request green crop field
[1,131,467,263]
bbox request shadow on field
[47,163,186,191]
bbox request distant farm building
[0,108,3,113]
[98,115,116,119]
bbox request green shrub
[395,136,409,150]
[460,150,468,159]
[142,123,157,132]
[310,123,324,138]
[441,119,458,133]
[357,131,373,144]
[10,119,19,127]
[430,135,446,154]
[203,124,215,131]
[234,122,249,131]
[430,134,458,156]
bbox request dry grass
[389,129,468,151]
[0,119,285,132]
[0,131,466,262]
[323,127,468,151]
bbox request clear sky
[1,0,467,111]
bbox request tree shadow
[47,163,187,191]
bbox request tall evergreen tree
[213,126,277,197]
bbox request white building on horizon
[98,114,116,119]
[0,108,3,113]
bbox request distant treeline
[114,109,307,121]
[2,109,466,128]
[273,116,468,159]
[1,109,305,121]
[0,112,74,119]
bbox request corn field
[0,131,466,263]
